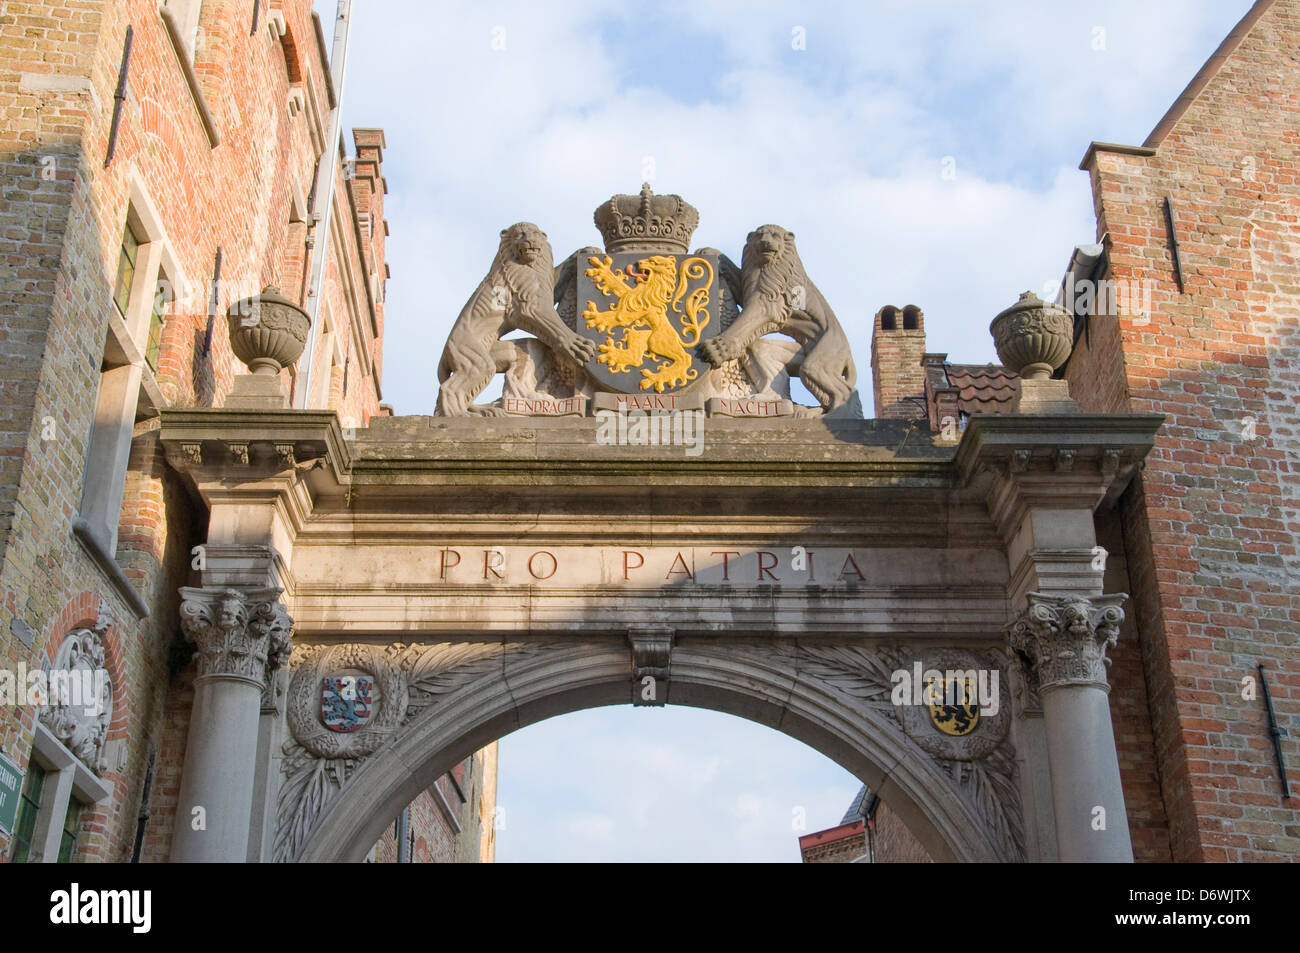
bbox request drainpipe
[397,807,410,864]
[294,0,353,408]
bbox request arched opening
[491,706,880,862]
[902,305,921,330]
[879,306,898,331]
[292,641,1006,863]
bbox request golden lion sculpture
[435,223,597,416]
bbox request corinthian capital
[1008,592,1126,692]
[179,586,294,685]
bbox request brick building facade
[866,0,1298,862]
[368,742,497,864]
[800,786,933,864]
[1067,0,1298,862]
[0,0,489,863]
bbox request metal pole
[104,26,133,167]
[294,0,353,408]
[1258,663,1291,799]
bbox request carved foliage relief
[792,643,1025,862]
[275,640,533,862]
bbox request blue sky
[317,0,1254,860]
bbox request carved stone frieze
[285,643,410,760]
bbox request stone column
[1009,592,1133,862]
[171,587,293,862]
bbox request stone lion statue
[699,225,857,414]
[435,223,597,416]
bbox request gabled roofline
[1077,0,1277,171]
[1142,0,1276,149]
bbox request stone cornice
[953,414,1164,541]
[161,408,351,480]
[350,415,956,488]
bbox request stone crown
[594,183,699,254]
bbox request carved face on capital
[1061,600,1091,636]
[218,595,246,634]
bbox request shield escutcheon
[926,674,980,737]
[575,250,721,394]
[321,675,373,733]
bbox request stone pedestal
[224,374,290,409]
[1010,592,1133,862]
[171,587,292,862]
[1013,378,1078,415]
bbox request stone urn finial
[227,286,311,376]
[989,291,1074,381]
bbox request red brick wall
[0,0,386,862]
[368,755,491,864]
[1069,0,1300,861]
[799,821,867,863]
[870,799,932,863]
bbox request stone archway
[281,637,1022,864]
[160,384,1160,864]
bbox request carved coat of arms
[926,673,980,737]
[577,251,720,393]
[432,182,862,417]
[321,675,373,733]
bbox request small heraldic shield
[926,674,980,737]
[321,675,373,733]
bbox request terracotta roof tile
[944,363,1019,416]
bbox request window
[57,798,79,863]
[79,187,181,561]
[145,273,171,371]
[113,222,141,317]
[9,763,44,863]
[16,726,112,864]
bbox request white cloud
[325,0,1250,414]
[495,706,861,862]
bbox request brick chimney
[350,127,388,382]
[870,304,928,418]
